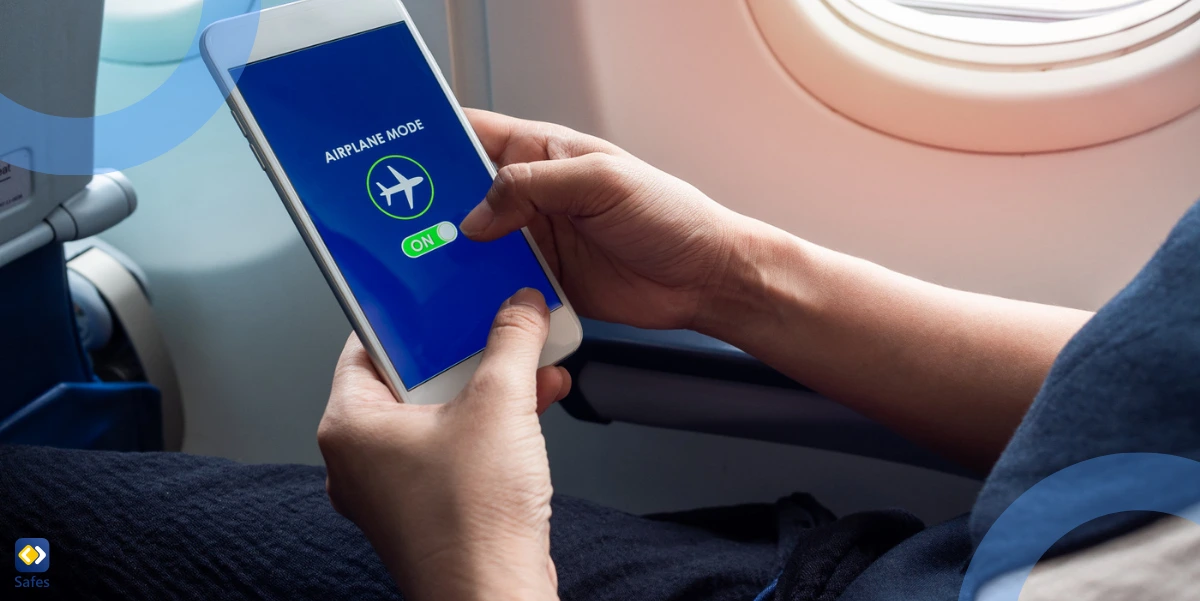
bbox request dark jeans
[0,444,921,601]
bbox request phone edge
[200,0,583,406]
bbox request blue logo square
[15,538,49,573]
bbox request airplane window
[96,0,259,115]
[845,0,1191,44]
[891,0,1155,21]
[747,0,1200,152]
[100,0,256,64]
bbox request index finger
[464,108,626,165]
[464,108,521,162]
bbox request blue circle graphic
[0,1,260,175]
[962,453,1200,601]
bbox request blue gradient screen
[233,23,561,389]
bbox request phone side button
[249,143,267,171]
[231,110,249,138]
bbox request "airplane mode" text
[325,119,426,164]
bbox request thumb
[457,288,551,414]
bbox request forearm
[699,217,1093,472]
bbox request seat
[0,1,178,452]
[559,319,973,477]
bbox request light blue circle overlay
[962,453,1200,601]
[0,0,260,175]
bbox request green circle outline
[366,155,435,220]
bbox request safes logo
[14,538,50,590]
[14,539,48,572]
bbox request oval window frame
[746,0,1200,153]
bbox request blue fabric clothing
[842,198,1200,600]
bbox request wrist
[394,539,558,601]
[694,216,824,346]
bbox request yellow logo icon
[18,545,37,566]
[15,537,49,572]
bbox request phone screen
[232,22,562,390]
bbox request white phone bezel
[201,0,582,405]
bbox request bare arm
[460,109,1093,472]
[700,219,1093,471]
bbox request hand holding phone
[459,109,746,333]
[318,288,566,601]
[202,0,581,404]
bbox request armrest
[560,319,973,476]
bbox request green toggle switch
[402,221,458,258]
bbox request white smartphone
[201,0,582,405]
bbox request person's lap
[0,444,791,601]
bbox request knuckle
[543,121,622,159]
[492,163,532,204]
[467,368,511,396]
[316,413,344,451]
[544,129,575,160]
[316,404,368,454]
[494,303,547,335]
[330,361,357,387]
[585,153,626,185]
[544,123,587,159]
[578,153,635,209]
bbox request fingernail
[510,288,547,312]
[460,201,495,237]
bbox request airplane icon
[375,165,425,210]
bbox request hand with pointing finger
[460,109,748,332]
[318,288,568,601]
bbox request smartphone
[201,0,582,404]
